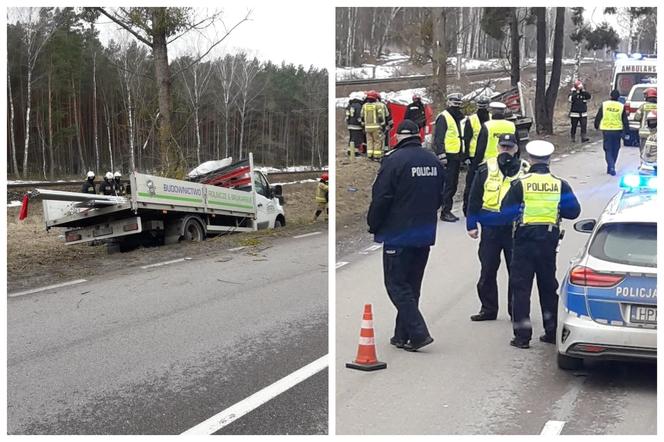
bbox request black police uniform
[82,179,96,194]
[500,163,581,344]
[346,98,366,154]
[466,136,523,320]
[433,106,464,218]
[462,108,490,216]
[568,89,591,141]
[98,179,114,196]
[368,125,445,348]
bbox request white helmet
[105,172,113,180]
[86,171,95,179]
[114,171,122,178]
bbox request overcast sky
[94,4,328,69]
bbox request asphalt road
[336,142,656,435]
[7,231,328,435]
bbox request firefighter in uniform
[568,80,591,143]
[594,89,630,176]
[98,172,115,195]
[473,102,516,168]
[501,140,581,348]
[378,94,393,154]
[361,90,388,160]
[313,172,329,221]
[82,171,97,194]
[368,119,445,352]
[640,110,657,173]
[433,92,464,222]
[467,134,529,321]
[632,87,657,152]
[404,94,426,134]
[113,172,125,196]
[346,92,366,156]
[462,97,491,216]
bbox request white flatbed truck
[21,154,286,252]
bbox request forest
[7,7,328,180]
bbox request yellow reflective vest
[468,113,482,158]
[599,100,625,131]
[520,173,562,225]
[439,110,462,154]
[361,102,387,130]
[482,157,529,212]
[483,119,516,161]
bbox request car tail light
[575,344,606,353]
[65,232,82,242]
[625,102,632,114]
[569,266,625,287]
[123,222,139,232]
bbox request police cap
[396,119,420,136]
[525,140,555,158]
[489,102,507,111]
[498,133,518,147]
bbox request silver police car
[557,174,657,370]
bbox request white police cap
[525,140,555,158]
[489,102,507,110]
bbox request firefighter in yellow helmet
[466,133,529,322]
[500,141,581,349]
[361,90,389,160]
[594,89,630,175]
[313,172,329,221]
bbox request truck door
[253,172,275,229]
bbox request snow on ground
[256,165,328,174]
[7,180,74,185]
[7,201,22,208]
[271,179,318,186]
[336,87,430,108]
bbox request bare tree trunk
[123,55,136,171]
[22,68,33,177]
[432,8,448,106]
[47,63,54,180]
[8,72,19,178]
[535,7,547,134]
[104,102,114,171]
[456,8,463,80]
[37,110,46,180]
[71,77,86,173]
[627,13,635,53]
[510,8,521,86]
[542,7,565,134]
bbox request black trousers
[442,155,461,213]
[570,116,587,138]
[477,225,513,317]
[462,161,476,216]
[602,131,622,172]
[510,236,559,340]
[383,246,431,343]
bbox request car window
[616,73,657,96]
[253,172,269,198]
[589,222,657,267]
[629,87,646,101]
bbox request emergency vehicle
[557,174,657,369]
[19,154,286,252]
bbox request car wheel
[557,352,583,370]
[182,218,205,242]
[274,218,283,228]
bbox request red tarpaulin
[386,101,434,148]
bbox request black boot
[440,212,459,222]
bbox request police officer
[346,92,366,156]
[462,97,491,216]
[313,172,329,221]
[500,141,581,348]
[433,92,464,222]
[568,80,591,143]
[633,87,657,152]
[113,172,125,196]
[473,102,516,169]
[361,90,389,160]
[82,171,96,194]
[594,89,630,176]
[467,134,529,321]
[404,94,426,132]
[368,119,445,352]
[98,172,115,195]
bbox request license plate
[93,226,113,237]
[630,305,657,324]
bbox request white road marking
[9,279,87,298]
[293,231,322,239]
[182,355,329,435]
[359,244,382,254]
[540,420,566,435]
[140,257,191,269]
[336,261,349,269]
[228,246,246,252]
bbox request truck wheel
[182,218,205,242]
[557,352,583,370]
[274,218,283,228]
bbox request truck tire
[557,352,583,370]
[274,218,283,228]
[182,218,205,242]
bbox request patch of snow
[337,87,430,108]
[7,200,22,208]
[271,179,318,186]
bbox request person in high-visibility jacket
[361,90,389,160]
[433,92,465,222]
[472,102,516,169]
[313,173,329,221]
[640,110,657,172]
[466,133,529,322]
[632,87,657,153]
[462,97,491,216]
[500,141,581,349]
[593,89,630,176]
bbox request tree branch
[95,7,154,47]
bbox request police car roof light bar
[619,174,657,191]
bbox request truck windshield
[589,222,657,267]
[615,73,657,96]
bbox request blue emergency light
[619,174,657,191]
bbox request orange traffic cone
[346,304,387,371]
